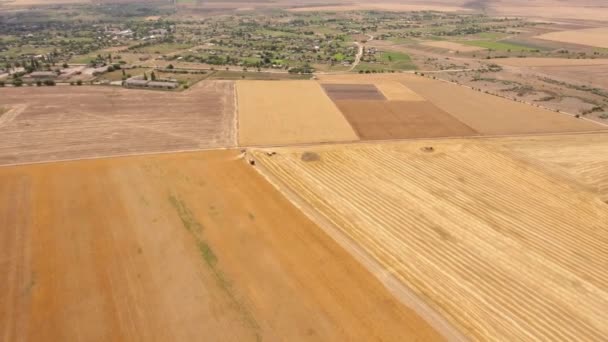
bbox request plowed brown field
[0,150,441,341]
[252,139,608,340]
[317,74,606,135]
[322,84,386,100]
[334,100,477,139]
[0,82,236,166]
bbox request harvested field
[0,149,441,341]
[334,100,477,140]
[421,41,487,52]
[485,0,608,21]
[252,138,608,340]
[398,75,605,134]
[496,133,608,202]
[236,80,358,146]
[317,74,605,135]
[288,3,470,12]
[322,83,386,101]
[0,82,236,166]
[535,27,608,48]
[492,58,608,67]
[533,65,608,90]
[374,81,426,101]
[487,59,608,89]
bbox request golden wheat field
[236,81,358,146]
[495,133,608,202]
[251,138,608,340]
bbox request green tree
[150,71,156,81]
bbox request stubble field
[236,80,358,146]
[495,133,608,202]
[251,136,608,340]
[0,82,236,166]
[492,58,608,67]
[0,149,441,341]
[536,27,608,48]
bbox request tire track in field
[0,105,27,127]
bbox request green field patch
[475,32,508,40]
[0,46,54,58]
[461,40,536,51]
[167,194,259,335]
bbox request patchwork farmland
[317,74,604,135]
[2,60,608,340]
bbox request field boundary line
[3,131,607,168]
[248,152,468,342]
[240,130,608,149]
[0,146,232,168]
[233,81,240,146]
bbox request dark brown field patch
[334,100,478,140]
[322,84,386,101]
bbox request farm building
[26,71,57,80]
[124,77,178,90]
[148,81,179,89]
[124,79,149,88]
